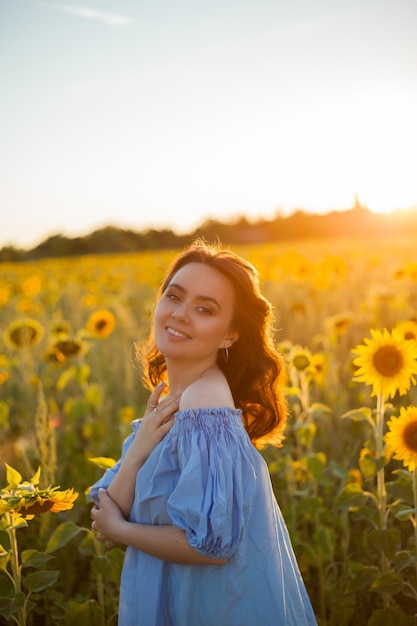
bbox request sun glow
[1,1,416,247]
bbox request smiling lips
[166,326,190,339]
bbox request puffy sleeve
[166,408,257,561]
[89,420,141,504]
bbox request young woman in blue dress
[90,240,317,625]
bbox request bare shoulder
[179,368,235,411]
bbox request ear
[222,330,239,349]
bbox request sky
[1,0,417,249]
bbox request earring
[223,347,229,362]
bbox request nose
[171,302,189,323]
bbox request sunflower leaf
[367,606,411,626]
[370,570,405,595]
[45,521,83,553]
[0,591,25,620]
[74,364,91,386]
[369,528,401,560]
[394,505,417,521]
[21,549,55,569]
[30,467,41,486]
[56,366,76,391]
[345,564,379,593]
[24,570,60,592]
[340,407,374,426]
[308,403,332,420]
[88,456,117,470]
[334,483,368,509]
[65,598,103,625]
[359,448,388,478]
[4,464,22,488]
[92,548,124,584]
[394,550,417,572]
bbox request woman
[90,240,317,625]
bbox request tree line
[1,205,416,263]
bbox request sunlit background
[1,0,416,249]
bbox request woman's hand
[91,489,127,545]
[91,490,227,565]
[131,382,180,464]
[96,382,180,521]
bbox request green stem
[93,535,106,626]
[299,373,310,416]
[375,393,387,530]
[8,528,21,592]
[7,518,26,626]
[413,469,417,581]
[375,392,389,608]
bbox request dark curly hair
[140,240,287,447]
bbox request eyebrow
[167,282,222,310]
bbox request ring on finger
[153,406,159,414]
[148,403,157,409]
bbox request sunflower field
[1,236,417,626]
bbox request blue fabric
[90,408,317,626]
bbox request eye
[196,306,213,315]
[165,291,180,301]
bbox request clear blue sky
[1,0,417,248]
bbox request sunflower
[385,406,417,471]
[0,486,78,521]
[86,309,116,338]
[119,405,135,424]
[16,298,34,314]
[326,313,354,336]
[0,286,11,307]
[395,320,417,343]
[352,328,417,398]
[277,340,294,359]
[21,276,42,298]
[306,353,327,386]
[53,336,84,358]
[50,320,72,336]
[5,319,43,349]
[0,465,78,521]
[45,335,85,364]
[44,347,65,364]
[290,301,307,316]
[290,346,312,373]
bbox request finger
[154,393,181,414]
[151,400,179,426]
[159,413,177,433]
[98,488,108,504]
[147,382,166,410]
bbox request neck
[165,358,218,394]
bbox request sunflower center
[22,501,54,515]
[403,422,417,452]
[55,339,82,356]
[292,355,310,371]
[10,325,37,346]
[372,345,404,377]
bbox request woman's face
[154,262,238,365]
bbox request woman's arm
[105,383,180,518]
[92,489,226,566]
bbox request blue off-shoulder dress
[90,408,317,626]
